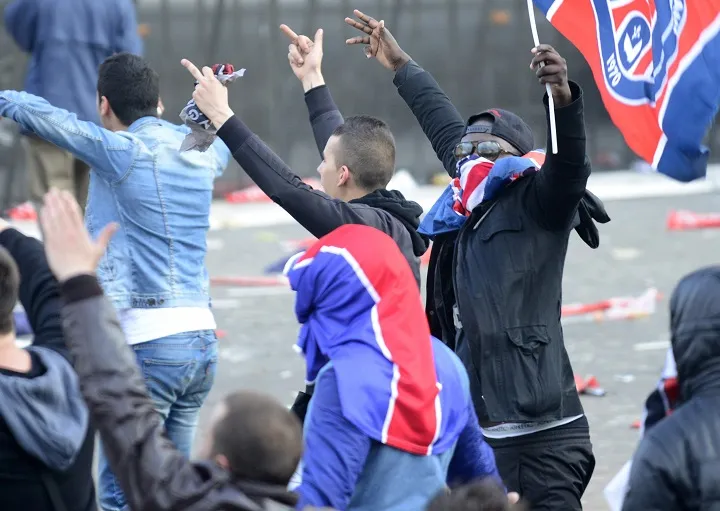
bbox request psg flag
[533,0,720,182]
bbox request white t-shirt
[118,307,216,345]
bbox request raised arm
[525,46,592,230]
[41,190,226,511]
[0,91,137,183]
[181,58,380,240]
[0,224,66,358]
[280,24,344,157]
[215,115,368,238]
[345,10,466,177]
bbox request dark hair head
[426,479,525,511]
[331,115,396,191]
[211,391,302,485]
[97,52,160,126]
[0,247,19,335]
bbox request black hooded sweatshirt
[217,85,430,425]
[623,266,720,511]
[216,85,429,287]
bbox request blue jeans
[98,330,218,511]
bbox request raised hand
[280,24,325,92]
[180,58,235,128]
[530,44,572,107]
[344,9,411,72]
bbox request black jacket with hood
[0,228,96,511]
[393,60,610,423]
[217,84,430,425]
[216,86,429,286]
[623,266,720,511]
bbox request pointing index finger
[181,59,204,81]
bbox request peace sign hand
[180,59,235,129]
[344,9,411,72]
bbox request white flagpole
[526,0,558,154]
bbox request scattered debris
[575,375,606,396]
[667,210,720,230]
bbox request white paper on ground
[604,460,632,511]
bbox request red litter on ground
[666,210,720,231]
[215,329,227,339]
[210,275,289,287]
[225,179,323,204]
[561,288,659,321]
[575,375,606,397]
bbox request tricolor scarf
[284,224,468,456]
[419,150,546,238]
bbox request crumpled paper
[179,63,245,152]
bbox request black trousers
[485,416,595,511]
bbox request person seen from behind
[343,10,610,509]
[283,223,515,510]
[0,52,230,511]
[40,189,302,510]
[3,0,142,210]
[622,266,720,511]
[0,216,95,510]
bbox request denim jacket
[0,91,231,309]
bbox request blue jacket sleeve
[296,365,371,510]
[3,0,38,52]
[447,403,502,487]
[0,91,137,183]
[114,0,143,55]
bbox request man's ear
[99,96,111,117]
[338,165,351,187]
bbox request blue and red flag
[533,0,720,182]
[284,224,468,456]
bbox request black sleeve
[304,85,344,158]
[622,433,682,511]
[217,116,377,239]
[60,275,214,511]
[526,81,592,231]
[393,60,467,177]
[0,228,67,358]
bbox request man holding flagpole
[344,9,609,510]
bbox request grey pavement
[201,191,720,509]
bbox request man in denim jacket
[0,52,231,511]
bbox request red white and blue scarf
[419,150,546,237]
